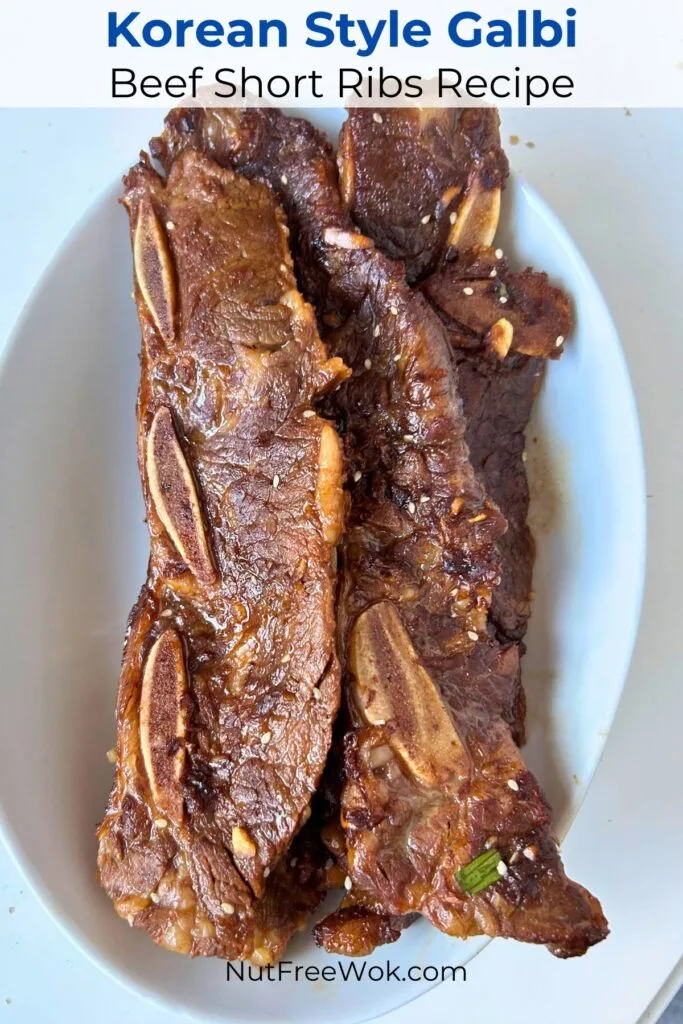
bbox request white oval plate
[0,110,645,1024]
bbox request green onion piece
[456,849,503,894]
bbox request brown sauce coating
[338,107,509,282]
[97,148,346,962]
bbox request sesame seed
[490,268,498,278]
[403,434,415,443]
[522,451,528,463]
[507,779,520,791]
[353,471,362,482]
[467,630,479,641]
[390,305,399,316]
[495,248,504,259]
[106,747,116,764]
[463,287,474,296]
[449,212,458,225]
[499,296,508,304]
[303,409,315,418]
[344,875,353,890]
[290,857,298,867]
[166,221,175,231]
[374,719,386,726]
[282,653,291,664]
[312,688,321,700]
[264,866,270,878]
[325,857,334,870]
[221,902,235,915]
[523,846,537,861]
[241,249,248,259]
[130,292,135,301]
[261,731,272,745]
[420,495,430,504]
[556,335,565,347]
[421,214,431,225]
[364,358,372,369]
[154,817,168,829]
[469,512,487,523]
[281,174,288,185]
[150,891,160,903]
[393,352,401,362]
[280,263,288,273]
[373,112,383,124]
[510,850,521,864]
[373,324,381,337]
[408,502,416,514]
[272,475,280,489]
[496,860,508,876]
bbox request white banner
[1,0,682,107]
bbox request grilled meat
[97,148,347,962]
[338,107,508,281]
[151,106,608,959]
[339,111,573,645]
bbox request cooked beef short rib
[423,246,572,359]
[313,238,604,958]
[456,351,541,646]
[319,107,599,956]
[423,251,573,643]
[338,108,509,282]
[425,251,572,643]
[339,109,574,646]
[97,147,348,963]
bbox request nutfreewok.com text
[226,960,467,983]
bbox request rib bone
[316,422,344,545]
[448,181,501,251]
[146,406,217,585]
[349,602,468,786]
[133,197,176,343]
[139,630,187,824]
